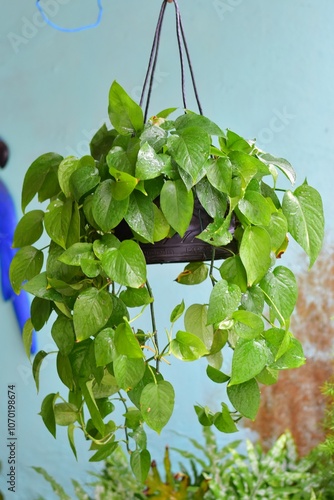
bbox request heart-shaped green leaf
[207,279,241,325]
[140,381,175,434]
[102,240,147,288]
[283,184,324,267]
[240,226,272,286]
[73,288,113,341]
[160,180,194,237]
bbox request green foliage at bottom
[33,424,334,500]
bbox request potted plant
[9,81,324,478]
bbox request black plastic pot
[115,198,237,265]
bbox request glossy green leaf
[265,211,288,252]
[51,316,75,356]
[175,112,224,136]
[33,350,49,392]
[22,153,62,212]
[194,405,214,426]
[240,226,272,286]
[135,142,167,179]
[160,180,194,236]
[30,297,51,331]
[167,127,210,185]
[120,287,152,308]
[195,177,228,218]
[206,365,230,384]
[79,380,105,436]
[130,449,151,483]
[22,318,34,359]
[231,310,264,340]
[70,165,100,202]
[229,151,270,184]
[207,279,241,325]
[206,156,232,194]
[106,146,134,175]
[184,304,213,350]
[170,300,185,323]
[226,130,253,153]
[140,381,175,434]
[140,123,168,151]
[113,355,146,391]
[22,272,63,302]
[219,256,247,293]
[92,179,129,231]
[260,266,298,324]
[124,191,155,242]
[92,372,119,399]
[264,328,306,370]
[259,153,296,184]
[196,215,233,247]
[54,402,78,426]
[127,365,163,409]
[39,393,58,438]
[256,366,279,386]
[67,423,78,460]
[108,166,138,200]
[90,123,117,160]
[152,205,170,241]
[282,184,324,267]
[73,288,113,341]
[106,295,130,328]
[13,210,44,248]
[44,199,80,250]
[240,286,265,315]
[175,262,209,285]
[227,378,260,420]
[123,408,143,430]
[230,338,271,385]
[10,246,44,294]
[58,156,80,197]
[102,240,147,288]
[114,322,143,359]
[108,81,144,135]
[93,234,120,259]
[89,442,119,462]
[58,243,94,266]
[238,191,272,226]
[56,352,74,390]
[213,403,238,433]
[171,330,209,361]
[94,328,116,366]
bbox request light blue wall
[1,1,333,498]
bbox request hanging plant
[9,0,324,480]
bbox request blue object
[36,0,103,33]
[0,179,37,353]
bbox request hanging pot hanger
[140,0,203,121]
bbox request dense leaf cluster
[10,81,324,474]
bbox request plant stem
[209,248,216,288]
[118,391,131,454]
[146,280,160,374]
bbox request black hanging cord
[179,15,203,115]
[139,1,167,115]
[140,0,203,121]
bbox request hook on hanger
[35,0,103,33]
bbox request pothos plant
[10,81,324,478]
